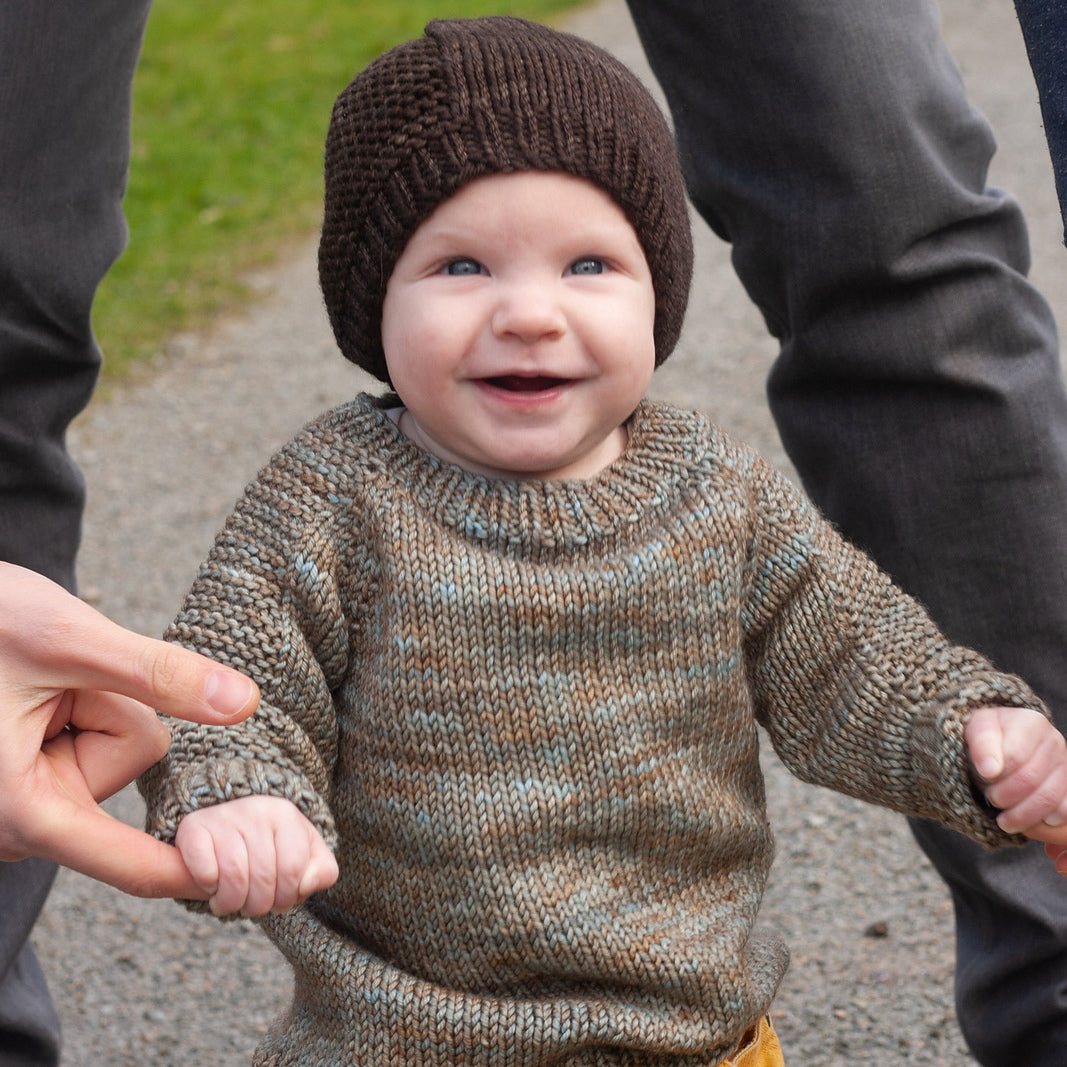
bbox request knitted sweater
[139,395,1040,1066]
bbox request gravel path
[38,1,1067,1062]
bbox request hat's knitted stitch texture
[319,16,694,383]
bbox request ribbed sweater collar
[326,394,712,556]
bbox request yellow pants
[721,1016,784,1067]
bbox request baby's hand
[175,795,338,917]
[965,706,1067,852]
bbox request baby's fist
[965,706,1067,843]
[176,795,338,917]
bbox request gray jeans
[626,0,1067,1063]
[0,2,151,1062]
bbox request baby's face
[380,171,657,481]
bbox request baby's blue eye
[444,258,485,276]
[568,257,606,276]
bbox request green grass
[93,0,588,379]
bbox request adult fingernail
[205,671,257,717]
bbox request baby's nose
[491,283,566,342]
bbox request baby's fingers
[995,775,1067,836]
[210,829,256,916]
[172,798,334,917]
[269,817,338,914]
[175,806,261,916]
[964,707,1006,782]
[987,729,1067,835]
[173,817,222,899]
[296,833,339,903]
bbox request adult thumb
[36,802,211,900]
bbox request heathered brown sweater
[140,394,1040,1065]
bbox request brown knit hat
[318,16,693,383]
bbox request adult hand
[0,562,259,898]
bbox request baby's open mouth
[483,375,570,392]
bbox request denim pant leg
[625,0,1067,1063]
[0,862,59,1067]
[0,0,150,592]
[0,2,150,1062]
[1013,0,1067,242]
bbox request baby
[140,17,1067,1066]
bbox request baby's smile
[482,374,572,393]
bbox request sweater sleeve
[138,427,367,853]
[737,451,1048,849]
